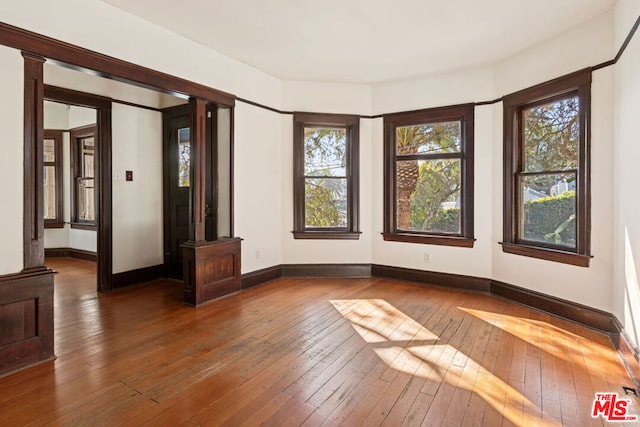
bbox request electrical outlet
[255,250,260,259]
[423,252,431,263]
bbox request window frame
[383,104,475,247]
[70,124,97,230]
[502,69,591,267]
[43,129,64,228]
[292,112,360,240]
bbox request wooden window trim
[383,104,475,247]
[70,124,98,231]
[43,129,64,228]
[293,112,360,239]
[502,68,592,266]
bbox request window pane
[78,178,95,221]
[44,139,55,162]
[305,177,347,228]
[178,127,190,187]
[524,96,579,172]
[83,152,94,178]
[396,121,461,155]
[520,173,576,247]
[396,159,461,233]
[44,166,56,220]
[304,128,346,176]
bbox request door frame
[43,85,113,292]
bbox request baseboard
[371,264,491,292]
[241,265,282,289]
[281,263,372,278]
[45,247,97,262]
[490,280,612,332]
[112,264,164,289]
[611,316,640,389]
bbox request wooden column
[182,98,241,305]
[22,52,46,271]
[0,52,55,376]
[189,97,207,242]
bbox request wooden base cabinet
[182,238,242,306]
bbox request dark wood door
[163,106,191,279]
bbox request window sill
[293,231,361,240]
[44,222,64,229]
[500,242,591,267]
[71,222,97,231]
[382,232,475,247]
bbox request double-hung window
[502,69,591,266]
[43,130,63,228]
[293,113,360,239]
[71,125,97,229]
[383,104,475,246]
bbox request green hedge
[523,191,576,245]
[424,208,460,233]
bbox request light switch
[126,170,133,181]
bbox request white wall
[612,0,640,348]
[0,46,24,275]
[111,104,163,274]
[234,103,284,273]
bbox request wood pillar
[0,52,55,376]
[189,97,207,242]
[22,52,46,271]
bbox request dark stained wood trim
[0,268,55,376]
[611,316,640,389]
[229,106,236,237]
[500,242,592,267]
[44,248,97,262]
[490,279,611,332]
[372,264,491,292]
[44,85,110,110]
[0,22,235,107]
[292,231,362,240]
[281,264,372,278]
[111,264,164,289]
[189,98,207,242]
[69,125,98,228]
[97,108,112,293]
[381,233,475,247]
[241,265,282,289]
[22,52,46,272]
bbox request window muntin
[383,105,474,246]
[502,69,591,266]
[293,113,360,239]
[43,130,63,227]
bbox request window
[43,130,63,228]
[178,127,190,187]
[502,69,591,266]
[293,113,360,239]
[383,104,474,246]
[70,125,97,229]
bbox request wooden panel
[0,299,36,346]
[111,265,164,289]
[281,264,371,278]
[182,238,241,305]
[0,270,54,376]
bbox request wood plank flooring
[0,258,637,426]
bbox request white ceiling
[100,0,615,84]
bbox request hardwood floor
[0,258,637,426]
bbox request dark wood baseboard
[611,316,640,389]
[45,248,97,263]
[371,264,491,292]
[241,265,282,289]
[111,264,164,289]
[281,264,372,278]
